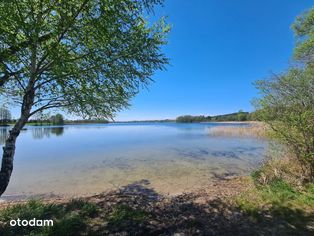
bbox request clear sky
[116,0,314,121]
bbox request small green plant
[65,199,98,217]
[236,179,314,228]
[108,205,148,226]
[0,200,61,222]
[47,213,86,236]
[260,180,298,204]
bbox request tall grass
[208,122,268,139]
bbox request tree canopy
[176,112,251,123]
[0,0,169,119]
[292,7,314,64]
[50,113,64,125]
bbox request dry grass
[208,122,268,139]
[252,151,307,188]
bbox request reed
[208,122,268,139]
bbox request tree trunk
[0,88,35,196]
[0,125,23,196]
[0,41,38,197]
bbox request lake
[0,122,267,199]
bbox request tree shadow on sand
[87,180,314,236]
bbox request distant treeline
[176,111,254,123]
[65,119,109,124]
[212,111,253,121]
[114,119,174,123]
[7,118,110,126]
[176,115,211,123]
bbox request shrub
[254,8,314,182]
[254,68,314,181]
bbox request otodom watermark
[10,218,53,227]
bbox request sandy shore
[0,176,249,208]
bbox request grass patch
[47,214,86,236]
[236,179,314,213]
[107,205,149,229]
[0,200,62,221]
[0,198,151,235]
[0,200,62,236]
[0,199,99,236]
[108,205,148,223]
[260,180,298,203]
[0,198,149,235]
[236,179,314,233]
[65,199,98,217]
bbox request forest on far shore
[176,111,252,123]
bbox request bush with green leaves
[254,8,314,182]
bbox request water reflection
[50,127,64,136]
[31,127,64,139]
[0,128,9,145]
[0,126,64,145]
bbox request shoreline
[1,175,312,235]
[0,175,245,204]
[0,175,247,206]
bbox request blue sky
[116,0,313,121]
[8,1,314,120]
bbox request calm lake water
[0,122,267,199]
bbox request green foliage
[176,112,252,123]
[30,111,52,126]
[255,68,314,180]
[0,0,169,119]
[50,114,64,125]
[292,7,314,63]
[108,205,148,226]
[0,199,99,236]
[247,10,314,231]
[48,214,86,236]
[65,199,98,217]
[261,180,298,202]
[251,180,313,210]
[236,179,314,231]
[0,200,61,221]
[176,115,210,123]
[0,0,170,197]
[237,110,248,121]
[211,112,250,121]
[65,119,109,124]
[254,8,314,181]
[0,200,62,235]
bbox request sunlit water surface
[0,122,268,199]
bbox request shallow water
[0,122,267,198]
